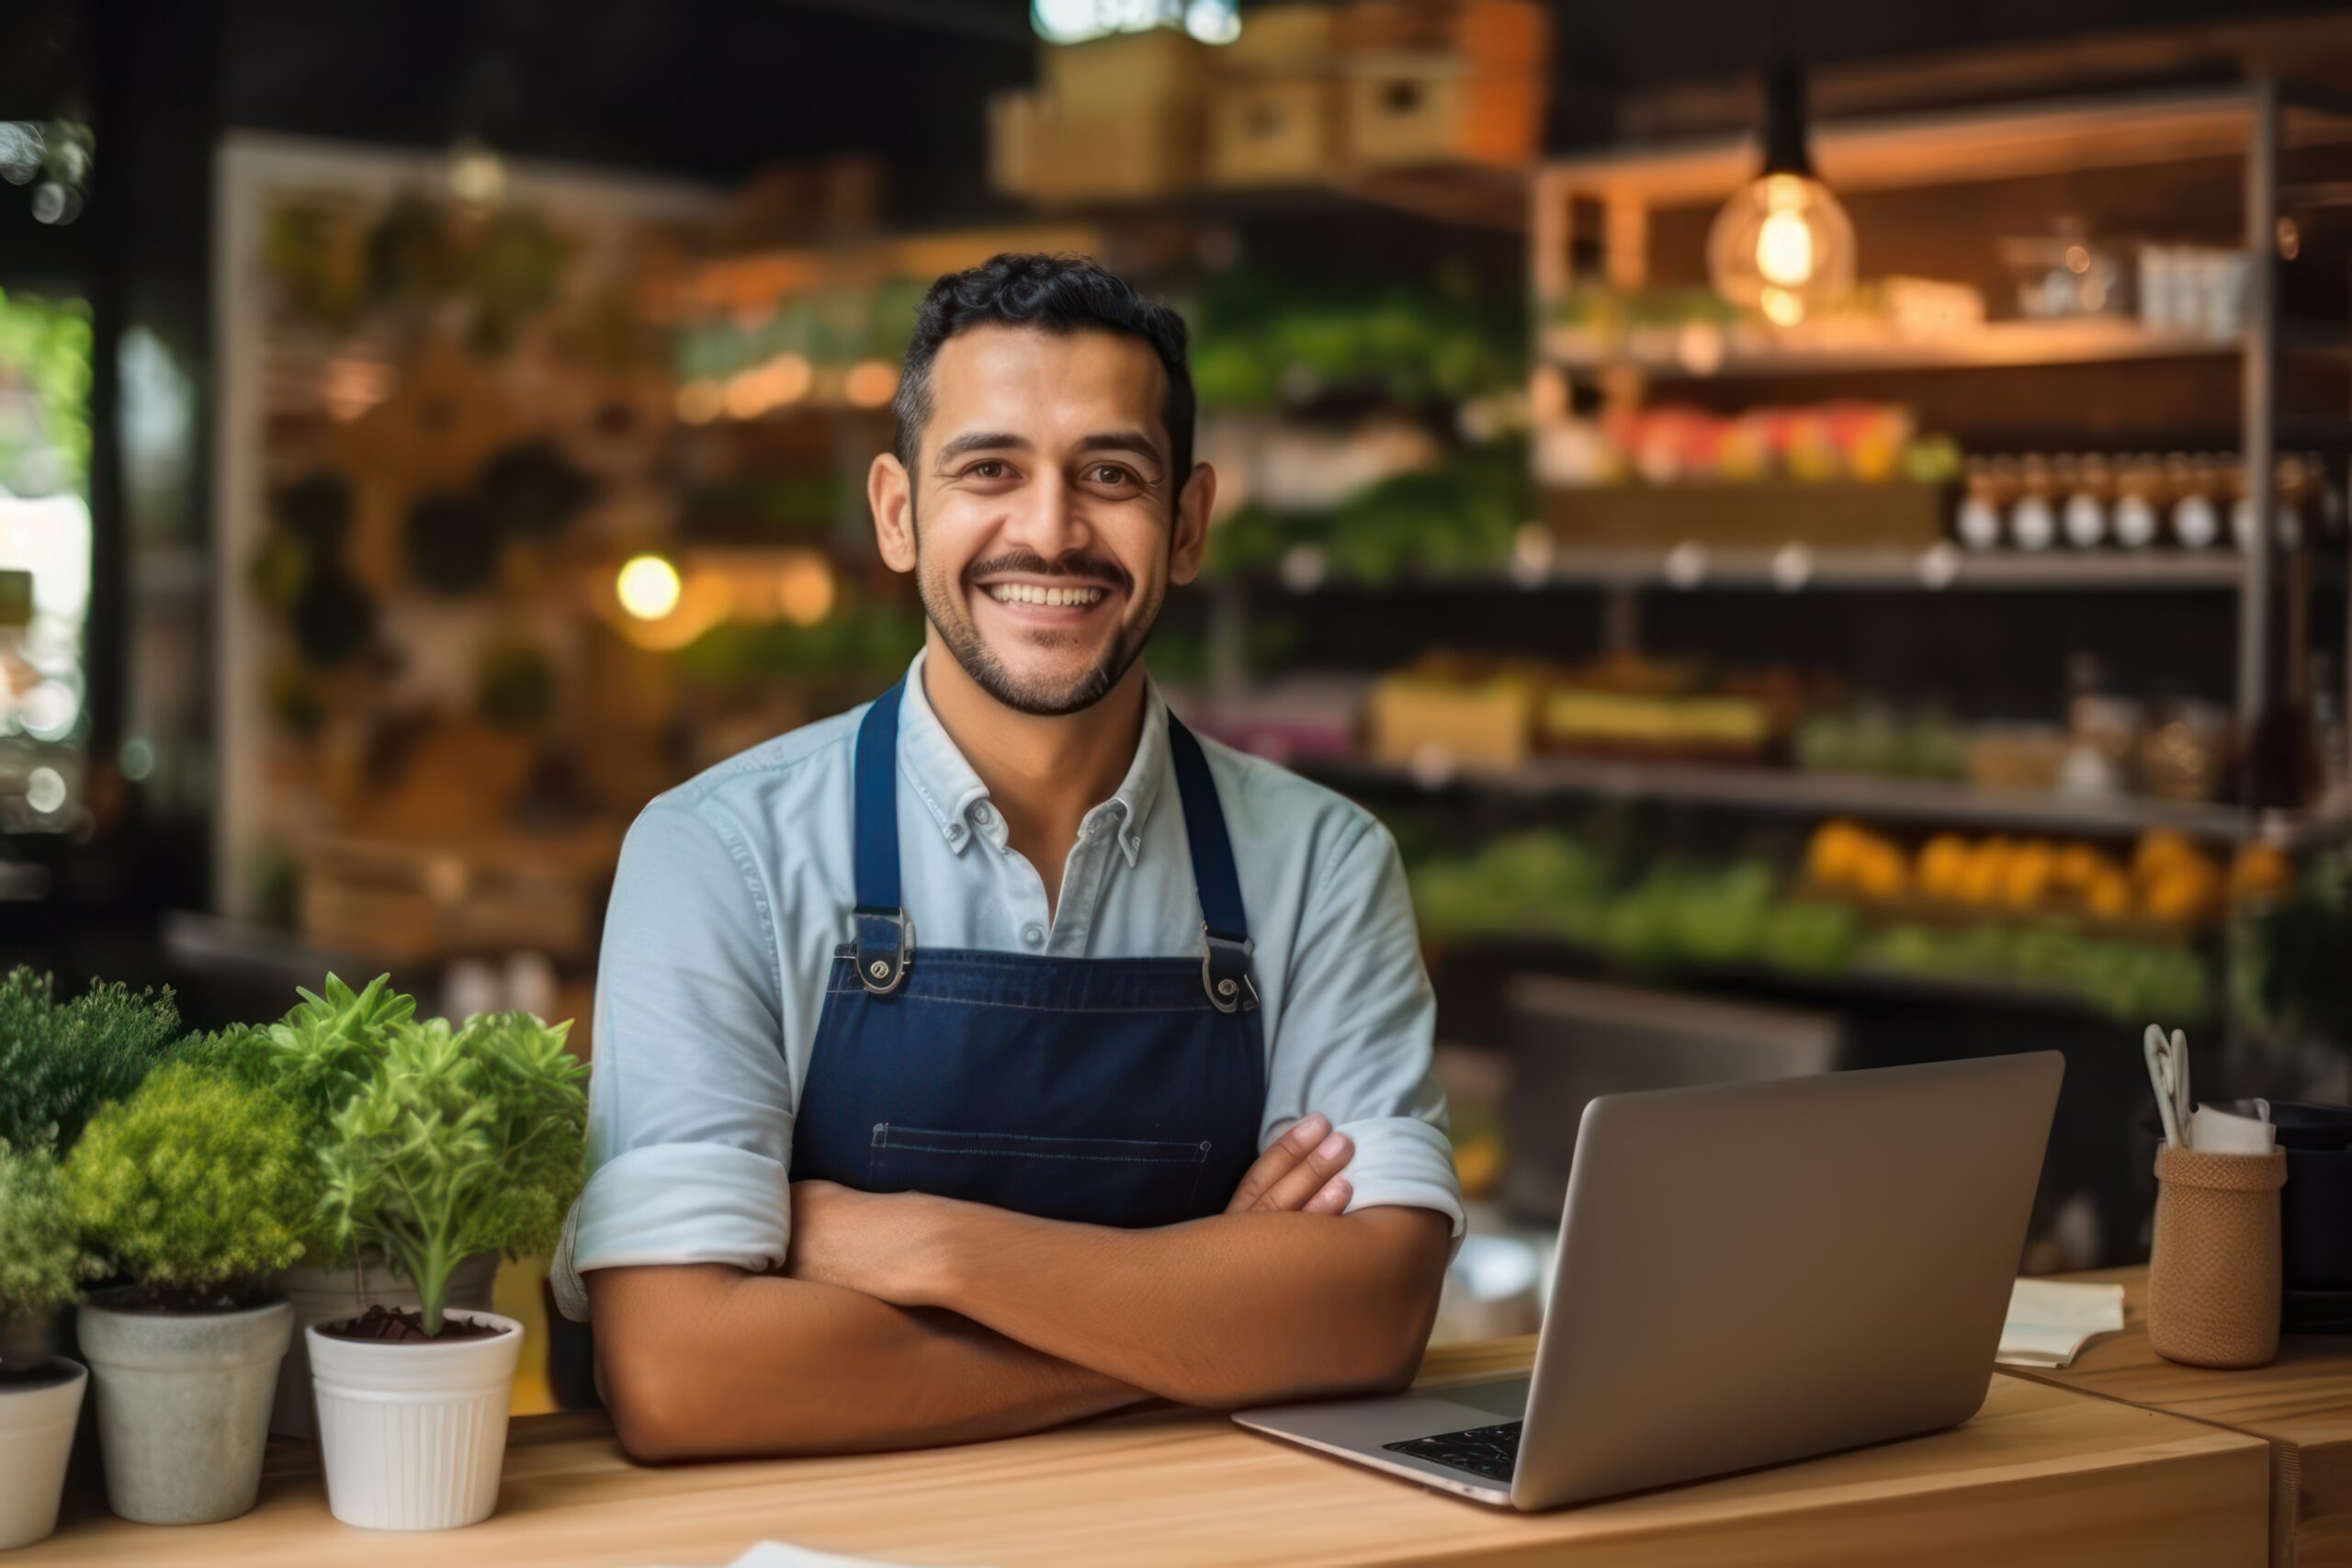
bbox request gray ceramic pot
[76,1294,293,1525]
[268,1250,501,1438]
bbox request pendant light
[1707,63,1854,326]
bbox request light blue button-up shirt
[553,650,1461,1317]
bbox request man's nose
[998,467,1093,563]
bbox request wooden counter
[22,1334,2267,1567]
[2001,1267,2352,1568]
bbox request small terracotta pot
[2148,1145,2288,1369]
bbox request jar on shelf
[2138,700,2230,804]
[1955,457,2005,550]
[2171,452,2222,549]
[2113,454,2163,550]
[2063,452,2113,549]
[2011,454,2058,550]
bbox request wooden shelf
[1541,318,2247,379]
[1243,547,2249,593]
[1537,83,2352,206]
[1300,751,2291,844]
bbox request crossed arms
[589,1115,1451,1461]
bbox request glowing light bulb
[1708,171,1853,323]
[616,555,682,621]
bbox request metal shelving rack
[1528,80,2352,758]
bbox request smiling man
[563,254,1462,1460]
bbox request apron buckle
[1200,923,1259,1014]
[854,906,915,996]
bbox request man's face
[874,324,1210,717]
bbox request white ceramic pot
[77,1296,294,1524]
[0,1359,85,1550]
[269,1250,500,1439]
[310,1308,522,1531]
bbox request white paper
[2188,1104,2277,1155]
[645,1544,995,1568]
[1996,1279,2125,1370]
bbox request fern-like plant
[63,1062,314,1306]
[321,1011,587,1333]
[0,1140,92,1346]
[0,967,186,1155]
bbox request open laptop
[1235,1053,2063,1509]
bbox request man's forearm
[588,1264,1147,1461]
[853,1203,1450,1409]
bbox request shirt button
[972,802,995,827]
[1022,924,1046,947]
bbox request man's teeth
[988,583,1106,607]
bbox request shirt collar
[894,649,1168,867]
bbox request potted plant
[0,1142,94,1550]
[309,1008,585,1531]
[64,1061,314,1524]
[196,974,502,1438]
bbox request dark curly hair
[890,253,1196,496]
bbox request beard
[911,503,1162,718]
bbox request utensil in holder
[2148,1145,2288,1369]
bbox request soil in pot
[320,1304,508,1343]
[269,1250,500,1439]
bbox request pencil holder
[2148,1145,2288,1369]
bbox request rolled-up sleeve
[553,795,796,1317]
[1267,815,1464,1238]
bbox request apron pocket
[868,1123,1214,1228]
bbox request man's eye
[1089,464,1138,487]
[965,460,1010,480]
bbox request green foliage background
[0,966,187,1156]
[0,1141,92,1318]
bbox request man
[560,253,1462,1461]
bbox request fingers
[1302,1176,1352,1215]
[1254,1123,1354,1214]
[1225,1112,1330,1213]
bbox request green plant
[0,967,187,1156]
[0,1141,90,1323]
[322,1011,587,1333]
[63,1063,314,1303]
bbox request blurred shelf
[1521,545,2248,592]
[1445,936,2206,1026]
[1300,752,2309,843]
[1538,82,2352,206]
[1540,318,2261,379]
[1236,547,2251,594]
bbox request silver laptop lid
[1514,1052,2062,1508]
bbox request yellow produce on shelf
[2084,869,2135,919]
[1953,838,2011,908]
[2230,842,2292,903]
[1997,840,2056,911]
[1915,833,1971,898]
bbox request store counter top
[2004,1266,2352,1568]
[23,1333,2267,1568]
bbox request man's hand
[1225,1113,1354,1215]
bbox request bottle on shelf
[2112,454,2162,550]
[2062,452,2113,549]
[2170,452,2222,549]
[1955,457,2004,549]
[2010,454,2057,550]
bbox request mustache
[965,551,1130,592]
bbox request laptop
[1234,1053,2063,1509]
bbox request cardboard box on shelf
[1208,79,1340,186]
[1342,66,1544,168]
[989,89,1203,203]
[1227,3,1344,69]
[1338,0,1550,69]
[1367,672,1533,771]
[1041,28,1213,114]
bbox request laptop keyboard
[1383,1419,1521,1484]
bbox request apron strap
[849,680,1256,1011]
[851,682,912,995]
[1166,715,1259,1014]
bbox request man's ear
[869,452,916,574]
[1168,462,1217,587]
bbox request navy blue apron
[787,682,1267,1228]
